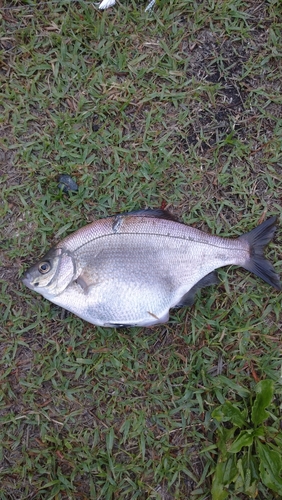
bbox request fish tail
[239,216,281,290]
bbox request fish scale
[22,210,281,328]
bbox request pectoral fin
[75,274,94,293]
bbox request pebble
[58,174,78,194]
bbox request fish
[22,209,281,328]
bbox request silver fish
[22,210,281,327]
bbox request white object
[98,0,156,11]
[145,0,156,11]
[99,0,116,9]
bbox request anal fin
[175,271,220,308]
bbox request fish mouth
[22,271,40,290]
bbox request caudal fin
[239,216,281,290]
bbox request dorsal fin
[122,208,178,222]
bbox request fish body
[22,210,281,327]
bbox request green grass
[1,0,282,498]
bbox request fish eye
[38,261,51,274]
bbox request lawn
[1,0,282,498]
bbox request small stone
[58,174,78,194]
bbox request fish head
[22,247,76,299]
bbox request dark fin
[123,209,179,222]
[105,323,136,328]
[175,271,220,308]
[239,216,281,291]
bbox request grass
[1,0,282,498]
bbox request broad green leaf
[245,480,258,499]
[228,430,254,453]
[217,426,236,458]
[222,401,247,428]
[253,426,265,438]
[251,379,274,426]
[235,458,244,489]
[211,462,228,500]
[235,457,259,497]
[244,467,254,494]
[235,458,251,490]
[243,454,260,481]
[211,455,238,499]
[257,440,282,494]
[212,406,227,423]
[212,402,247,427]
[222,455,238,485]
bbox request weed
[212,380,282,499]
